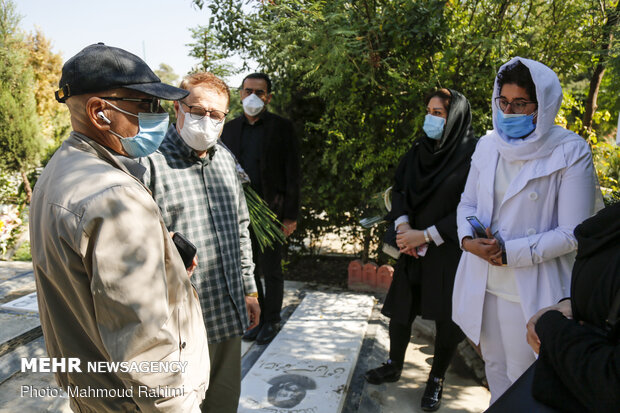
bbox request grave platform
[239,292,374,413]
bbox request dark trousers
[389,318,464,378]
[250,230,284,323]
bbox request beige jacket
[30,132,209,412]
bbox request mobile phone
[466,216,488,238]
[493,230,505,249]
[172,232,197,269]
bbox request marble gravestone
[238,292,374,413]
[1,292,39,313]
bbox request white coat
[452,57,603,344]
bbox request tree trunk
[20,170,32,204]
[362,228,371,262]
[583,64,606,133]
[582,2,620,134]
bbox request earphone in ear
[97,112,111,124]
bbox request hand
[396,229,425,252]
[395,223,414,256]
[282,219,297,237]
[401,246,419,258]
[462,228,501,265]
[526,300,572,354]
[489,249,504,266]
[486,228,505,266]
[396,222,412,232]
[187,255,198,277]
[245,296,261,330]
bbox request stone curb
[347,260,393,294]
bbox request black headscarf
[398,89,478,214]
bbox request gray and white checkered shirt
[139,125,256,343]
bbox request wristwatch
[246,292,259,298]
[501,250,507,266]
[423,229,431,244]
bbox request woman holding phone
[365,89,478,411]
[452,57,601,404]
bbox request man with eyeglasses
[29,43,210,412]
[221,73,301,345]
[138,72,260,413]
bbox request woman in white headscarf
[452,57,602,404]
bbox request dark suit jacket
[221,111,301,221]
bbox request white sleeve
[426,225,445,246]
[505,150,599,267]
[394,215,409,230]
[457,162,479,248]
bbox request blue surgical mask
[104,100,169,158]
[423,114,445,140]
[496,110,537,139]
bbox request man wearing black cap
[29,43,210,412]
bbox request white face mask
[178,105,223,151]
[242,93,265,117]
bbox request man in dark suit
[221,73,301,344]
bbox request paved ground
[372,331,490,412]
[348,302,490,413]
[0,261,490,412]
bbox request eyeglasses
[241,88,267,97]
[180,102,228,123]
[494,97,537,114]
[99,96,161,113]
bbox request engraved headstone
[238,292,374,413]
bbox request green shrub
[11,240,31,261]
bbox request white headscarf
[491,57,582,162]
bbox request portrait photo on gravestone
[267,374,317,408]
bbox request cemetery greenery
[0,0,69,258]
[0,0,619,261]
[193,0,620,260]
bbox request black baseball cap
[55,43,188,103]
